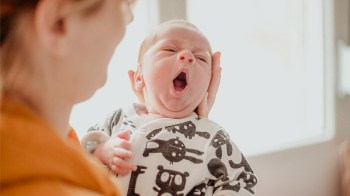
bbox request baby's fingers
[111,158,137,176]
[111,138,132,150]
[114,129,131,141]
[112,147,133,159]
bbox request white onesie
[81,103,258,196]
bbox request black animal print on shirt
[210,130,233,159]
[229,153,254,173]
[187,182,207,196]
[213,181,240,193]
[107,109,122,136]
[229,153,257,193]
[143,137,204,164]
[214,171,257,194]
[153,166,189,196]
[122,114,136,130]
[236,171,257,194]
[207,158,229,181]
[127,165,147,196]
[165,121,210,139]
[146,128,162,140]
[207,149,258,194]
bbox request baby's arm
[207,129,258,195]
[93,129,136,176]
[81,109,136,176]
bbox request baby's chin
[158,107,195,119]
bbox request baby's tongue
[173,79,186,91]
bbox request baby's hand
[94,129,137,176]
[197,51,222,117]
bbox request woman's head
[1,0,134,104]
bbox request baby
[82,19,258,195]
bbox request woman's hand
[93,129,137,176]
[197,51,222,117]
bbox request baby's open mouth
[173,72,187,91]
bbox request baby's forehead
[160,24,210,45]
[138,23,212,64]
[153,24,212,52]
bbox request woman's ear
[34,0,70,56]
[128,67,145,103]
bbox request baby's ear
[128,68,145,103]
[134,69,144,90]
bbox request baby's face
[140,24,212,118]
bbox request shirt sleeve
[205,129,258,195]
[80,109,123,153]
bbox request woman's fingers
[197,93,209,117]
[197,51,222,117]
[207,51,222,110]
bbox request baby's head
[133,19,213,118]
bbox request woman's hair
[0,0,104,95]
[137,19,202,65]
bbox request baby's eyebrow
[159,39,179,46]
[193,48,211,54]
[159,39,212,55]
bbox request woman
[0,0,221,195]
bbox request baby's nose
[178,52,194,64]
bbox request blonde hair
[0,0,105,96]
[137,19,206,65]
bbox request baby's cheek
[197,75,211,90]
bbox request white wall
[249,0,350,195]
[249,95,350,196]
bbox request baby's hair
[137,19,201,65]
[160,19,199,31]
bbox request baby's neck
[133,103,165,122]
[133,102,195,121]
[141,113,165,122]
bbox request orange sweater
[0,96,122,195]
[68,127,81,145]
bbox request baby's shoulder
[190,116,225,133]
